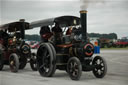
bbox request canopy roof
[30,16,80,28]
[0,21,30,32]
[0,16,80,32]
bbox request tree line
[25,33,117,41]
[88,33,117,39]
[25,34,40,41]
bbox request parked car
[114,39,128,47]
[31,42,39,49]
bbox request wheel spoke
[70,69,73,72]
[101,63,104,66]
[38,48,44,56]
[101,67,104,71]
[75,71,78,76]
[45,63,50,68]
[97,70,101,75]
[70,62,73,68]
[72,71,76,76]
[100,60,103,64]
[46,54,50,58]
[74,62,77,67]
[95,68,98,71]
[43,49,48,56]
[45,68,49,72]
[75,68,78,72]
[40,64,45,69]
[97,59,100,65]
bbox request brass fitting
[80,10,88,14]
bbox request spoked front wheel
[30,53,37,71]
[19,56,27,69]
[37,43,56,77]
[67,57,82,80]
[9,53,19,72]
[92,56,107,78]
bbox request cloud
[1,0,128,38]
[1,1,80,22]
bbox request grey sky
[0,0,128,38]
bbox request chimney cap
[19,19,25,22]
[80,10,88,13]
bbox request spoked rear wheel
[0,50,4,71]
[9,53,19,72]
[67,57,82,80]
[37,43,56,77]
[92,56,107,78]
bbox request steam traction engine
[31,10,107,80]
[0,20,37,72]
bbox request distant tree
[25,34,40,41]
[88,33,118,39]
[108,33,117,39]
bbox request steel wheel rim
[38,46,51,74]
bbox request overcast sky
[0,0,128,38]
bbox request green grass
[100,47,128,50]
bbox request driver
[52,22,62,44]
[52,22,62,34]
[1,29,9,49]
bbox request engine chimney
[80,10,87,42]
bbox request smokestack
[80,10,87,42]
[19,19,25,39]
